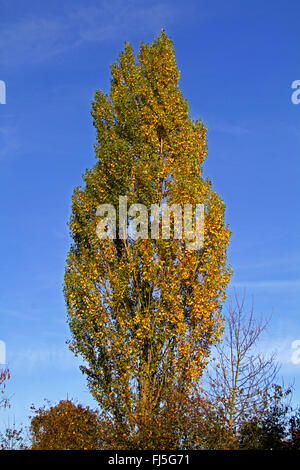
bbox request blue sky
[0,0,300,429]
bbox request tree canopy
[64,31,231,447]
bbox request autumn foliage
[0,368,10,410]
[29,399,102,450]
[63,31,231,447]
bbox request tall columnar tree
[64,31,231,446]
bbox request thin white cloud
[195,114,250,136]
[231,279,300,289]
[237,255,300,272]
[210,122,250,136]
[0,1,176,67]
[0,125,19,158]
[71,1,173,42]
[259,336,300,368]
[9,345,82,374]
[0,17,82,66]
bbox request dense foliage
[29,399,102,450]
[64,30,231,447]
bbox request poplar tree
[64,31,231,446]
